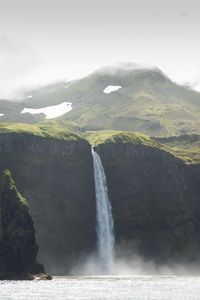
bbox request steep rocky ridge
[0,125,96,274]
[0,170,47,279]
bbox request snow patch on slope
[21,102,72,119]
[103,85,122,94]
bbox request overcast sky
[0,0,200,97]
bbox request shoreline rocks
[0,272,52,281]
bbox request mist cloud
[0,0,200,96]
[0,35,41,98]
[71,253,200,276]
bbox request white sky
[0,0,200,97]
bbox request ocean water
[0,276,199,300]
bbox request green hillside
[155,134,200,163]
[25,80,74,107]
[58,67,200,136]
[26,64,200,137]
[0,63,200,138]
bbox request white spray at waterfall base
[91,148,115,272]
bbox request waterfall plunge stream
[92,148,115,271]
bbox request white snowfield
[21,102,72,119]
[103,85,122,94]
[0,114,4,117]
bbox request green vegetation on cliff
[0,170,45,277]
[155,134,200,164]
[85,130,199,164]
[0,123,84,142]
[85,130,167,150]
[2,170,29,208]
[0,122,197,164]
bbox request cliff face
[181,163,200,248]
[0,127,199,272]
[95,142,198,262]
[0,132,96,274]
[0,170,44,278]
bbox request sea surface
[0,276,199,300]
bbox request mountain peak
[93,62,162,76]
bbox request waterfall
[92,148,115,271]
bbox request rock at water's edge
[0,170,51,280]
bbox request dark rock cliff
[0,133,96,274]
[0,170,45,279]
[0,129,199,272]
[95,142,199,263]
[180,163,200,248]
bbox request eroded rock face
[0,131,199,272]
[0,170,45,278]
[95,143,198,263]
[181,163,200,249]
[0,133,96,274]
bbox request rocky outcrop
[95,142,199,263]
[0,170,51,280]
[0,132,96,275]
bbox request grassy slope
[0,123,83,142]
[52,70,200,137]
[155,134,200,164]
[84,130,199,164]
[1,67,200,138]
[84,130,162,147]
[24,81,74,107]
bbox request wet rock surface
[95,143,199,263]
